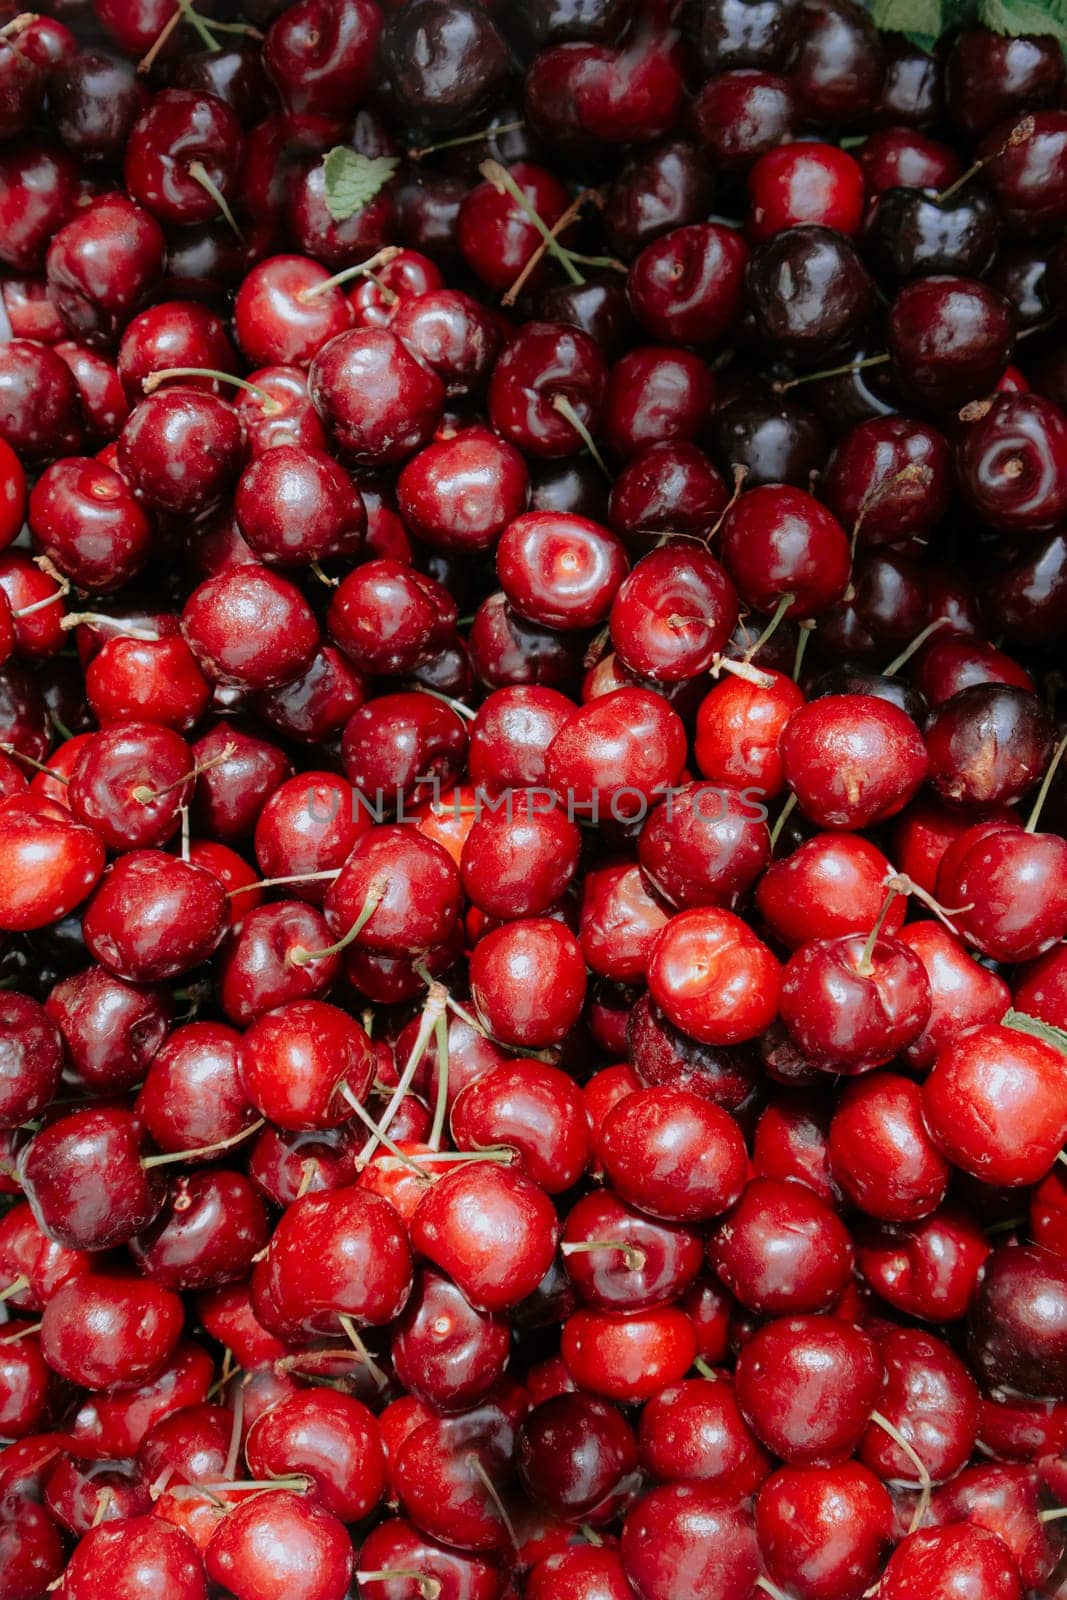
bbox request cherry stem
[13,574,69,618]
[131,739,237,805]
[187,161,243,241]
[550,394,611,480]
[869,1408,931,1534]
[1025,732,1067,833]
[0,1322,40,1343]
[743,592,795,662]
[883,616,950,677]
[882,870,971,934]
[1040,1508,1067,1522]
[409,120,525,160]
[298,246,403,301]
[223,1377,244,1483]
[502,187,595,308]
[142,369,282,413]
[851,463,933,556]
[228,868,340,897]
[755,1579,793,1600]
[60,612,160,640]
[855,885,900,976]
[465,1453,519,1551]
[0,13,38,41]
[91,1489,114,1529]
[358,982,448,1165]
[288,877,389,967]
[428,1009,450,1151]
[708,464,748,543]
[337,1315,389,1390]
[197,1476,310,1494]
[561,1239,647,1271]
[310,560,339,587]
[479,159,585,286]
[413,686,477,722]
[206,1347,239,1401]
[137,4,181,69]
[296,1158,319,1199]
[141,1117,264,1168]
[0,744,67,783]
[792,619,815,682]
[692,1357,717,1380]
[710,654,776,689]
[769,792,798,852]
[775,353,889,394]
[341,1083,432,1183]
[937,115,1035,203]
[357,1573,442,1600]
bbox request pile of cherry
[3,0,1067,1597]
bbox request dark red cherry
[756,1460,894,1600]
[46,193,166,344]
[0,339,84,460]
[136,1020,253,1159]
[518,1393,638,1524]
[598,1086,748,1223]
[887,275,1015,413]
[957,392,1067,535]
[206,1489,351,1600]
[124,89,244,228]
[968,1243,1067,1399]
[736,1314,882,1465]
[821,415,951,547]
[46,963,169,1096]
[925,683,1052,808]
[780,693,928,828]
[182,567,319,689]
[693,70,799,169]
[262,0,382,116]
[709,1176,853,1315]
[397,427,528,553]
[947,28,1065,138]
[879,1524,1022,1600]
[621,1484,758,1600]
[855,1203,989,1323]
[746,225,874,364]
[978,110,1067,239]
[309,327,445,464]
[780,929,932,1076]
[328,559,456,676]
[118,388,244,516]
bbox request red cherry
[710,1175,854,1315]
[748,141,866,239]
[451,1059,591,1194]
[878,1525,1023,1600]
[755,1461,894,1600]
[647,906,781,1045]
[0,793,105,932]
[855,1203,990,1323]
[562,1187,704,1312]
[206,1489,352,1600]
[246,1389,385,1523]
[860,1326,979,1487]
[61,1517,207,1600]
[735,1314,883,1465]
[240,1000,373,1131]
[19,1104,162,1251]
[182,566,319,690]
[82,850,228,983]
[597,1086,747,1223]
[779,926,932,1074]
[561,1306,698,1404]
[470,918,587,1049]
[620,1483,758,1600]
[628,222,748,344]
[410,1163,560,1313]
[309,327,445,464]
[897,920,1011,1070]
[922,1022,1067,1187]
[780,693,928,829]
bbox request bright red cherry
[410,1163,559,1313]
[749,141,866,239]
[647,907,781,1045]
[780,694,928,829]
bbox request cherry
[596,1085,747,1223]
[262,0,381,116]
[458,162,569,293]
[1015,943,1067,1029]
[46,193,166,345]
[601,345,715,460]
[923,1022,1067,1188]
[182,566,319,690]
[497,510,628,630]
[888,274,1015,413]
[0,992,62,1127]
[647,906,781,1045]
[206,1489,352,1600]
[925,683,1053,807]
[397,427,528,554]
[709,1176,854,1315]
[255,1184,412,1338]
[236,444,366,567]
[978,110,1067,238]
[29,455,152,592]
[749,142,865,240]
[780,693,928,828]
[737,1314,882,1467]
[390,1266,510,1412]
[18,1103,162,1250]
[821,414,951,547]
[859,127,960,195]
[328,559,456,676]
[947,28,1064,138]
[856,1201,989,1323]
[967,1242,1067,1399]
[746,225,874,364]
[0,794,105,932]
[68,721,194,852]
[693,669,804,800]
[527,1545,630,1600]
[562,1187,703,1312]
[61,1517,208,1600]
[190,722,292,840]
[357,1516,505,1600]
[756,1460,894,1600]
[246,1389,385,1523]
[607,546,736,682]
[411,1163,559,1313]
[579,862,669,984]
[620,1483,758,1600]
[124,89,244,229]
[897,921,1011,1071]
[937,817,1067,963]
[957,391,1067,534]
[83,849,228,983]
[627,223,748,347]
[517,1393,638,1525]
[393,287,502,398]
[562,1305,697,1403]
[46,963,170,1095]
[0,339,84,461]
[117,301,238,402]
[136,1020,253,1158]
[240,999,374,1131]
[879,1524,1023,1600]
[693,70,798,171]
[253,645,366,744]
[130,1167,268,1290]
[309,327,446,464]
[546,687,687,817]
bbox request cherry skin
[780,693,928,829]
[356,1517,504,1600]
[937,819,1067,962]
[518,1393,639,1525]
[469,917,586,1049]
[45,964,170,1096]
[309,327,445,464]
[136,1020,253,1158]
[779,930,932,1074]
[497,511,628,632]
[709,1176,854,1315]
[0,794,106,933]
[29,456,153,594]
[118,388,245,517]
[451,1059,591,1193]
[1014,943,1067,1029]
[0,992,63,1128]
[82,850,228,984]
[19,1104,163,1252]
[855,1203,990,1323]
[735,1315,883,1466]
[601,345,715,460]
[561,1306,698,1404]
[527,1546,631,1600]
[391,1266,510,1412]
[40,1269,183,1390]
[410,1162,560,1313]
[860,1326,979,1487]
[608,545,737,682]
[182,566,319,690]
[205,1489,351,1600]
[748,141,866,239]
[561,1187,704,1312]
[746,225,874,364]
[888,274,1015,413]
[878,1525,1023,1600]
[61,1517,208,1600]
[240,999,374,1131]
[235,444,366,566]
[628,222,748,345]
[968,1243,1067,1399]
[694,669,804,799]
[46,193,165,345]
[620,1484,758,1600]
[86,635,210,733]
[756,1460,895,1600]
[245,1389,385,1523]
[546,687,687,818]
[720,485,851,620]
[328,558,456,676]
[597,1086,747,1223]
[647,907,781,1046]
[922,1022,1067,1188]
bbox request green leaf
[978,0,1067,41]
[1003,1008,1067,1055]
[322,148,400,223]
[868,0,943,44]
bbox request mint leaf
[1003,1008,1067,1055]
[322,148,400,223]
[869,0,943,44]
[978,0,1067,42]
